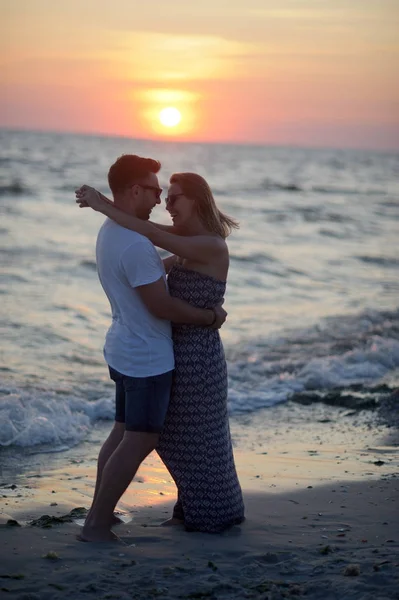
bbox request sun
[159,107,181,128]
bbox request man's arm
[163,255,178,274]
[119,238,225,327]
[136,277,225,327]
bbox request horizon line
[1,125,398,156]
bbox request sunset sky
[1,0,398,149]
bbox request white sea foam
[228,335,399,413]
[297,337,399,389]
[0,387,113,448]
[1,332,398,449]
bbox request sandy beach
[1,403,398,600]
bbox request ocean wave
[230,252,276,264]
[0,245,71,263]
[0,273,29,284]
[253,179,387,197]
[227,308,399,414]
[379,199,399,208]
[293,206,350,223]
[319,229,349,239]
[57,183,89,192]
[79,259,97,270]
[2,308,397,450]
[0,388,113,448]
[0,180,31,196]
[61,353,103,365]
[311,185,385,196]
[261,179,303,192]
[356,255,399,268]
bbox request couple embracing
[75,153,244,542]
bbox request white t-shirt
[96,219,174,377]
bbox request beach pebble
[312,565,326,575]
[6,519,21,527]
[42,551,60,560]
[259,552,280,563]
[289,584,304,596]
[343,563,360,576]
[80,583,98,593]
[149,589,168,597]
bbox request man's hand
[211,303,227,329]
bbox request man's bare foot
[112,514,124,525]
[161,517,184,527]
[77,526,121,543]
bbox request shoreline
[1,403,398,599]
[1,401,398,518]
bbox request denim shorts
[108,366,173,433]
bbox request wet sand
[1,403,398,599]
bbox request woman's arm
[75,186,178,234]
[151,222,176,233]
[75,187,113,207]
[77,186,226,264]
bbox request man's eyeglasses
[138,184,163,199]
[165,193,184,205]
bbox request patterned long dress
[157,264,245,533]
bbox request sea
[1,129,398,453]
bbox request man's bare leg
[79,431,158,542]
[85,422,125,524]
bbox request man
[77,154,225,542]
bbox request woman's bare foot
[161,517,184,527]
[77,526,121,543]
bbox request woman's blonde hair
[169,172,239,239]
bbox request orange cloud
[1,1,398,149]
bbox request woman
[76,173,245,533]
